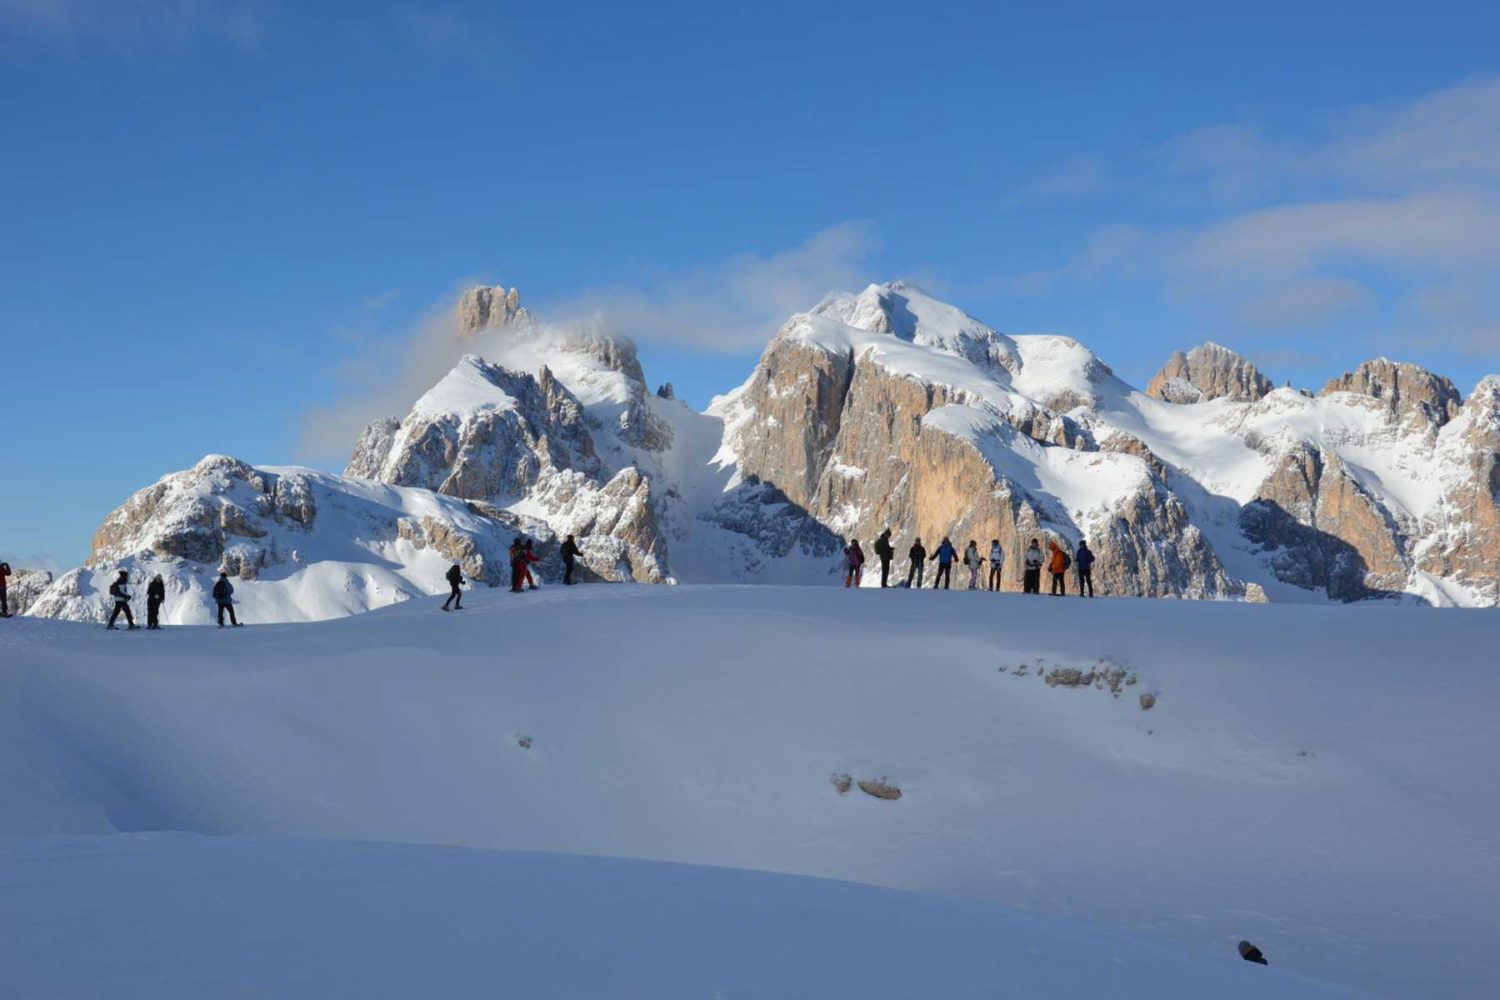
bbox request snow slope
[0,836,1363,999]
[3,587,1497,997]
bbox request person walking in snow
[873,529,894,588]
[521,540,540,590]
[962,540,981,590]
[0,561,11,618]
[508,538,525,593]
[442,563,465,611]
[212,571,241,627]
[106,570,138,630]
[146,574,166,629]
[905,537,927,588]
[1075,539,1095,597]
[1023,539,1043,594]
[844,540,866,588]
[987,540,1005,592]
[933,537,957,590]
[560,534,580,586]
[1047,540,1069,596]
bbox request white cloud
[1071,76,1500,351]
[0,0,265,51]
[544,222,879,353]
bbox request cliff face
[1415,377,1500,605]
[1320,358,1463,431]
[719,287,1237,597]
[1146,343,1274,404]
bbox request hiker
[873,529,894,588]
[1048,539,1069,596]
[442,563,465,611]
[509,539,525,592]
[212,571,241,627]
[521,540,540,590]
[0,561,11,618]
[1238,941,1268,966]
[962,540,981,590]
[1075,538,1095,597]
[987,540,1004,591]
[933,536,957,590]
[1023,540,1043,594]
[560,534,580,585]
[106,570,137,630]
[844,540,865,588]
[146,574,166,629]
[905,537,927,588]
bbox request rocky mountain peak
[1146,342,1274,404]
[457,284,531,336]
[1320,358,1463,429]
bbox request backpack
[212,579,229,601]
[1062,551,1072,571]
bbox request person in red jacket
[521,540,540,591]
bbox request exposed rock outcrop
[457,284,530,335]
[1320,359,1462,431]
[1416,377,1500,604]
[1147,343,1274,404]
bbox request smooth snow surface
[0,836,1364,999]
[3,586,1497,997]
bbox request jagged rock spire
[1146,343,1274,404]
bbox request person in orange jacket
[1047,539,1069,596]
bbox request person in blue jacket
[932,536,957,590]
[1075,538,1096,597]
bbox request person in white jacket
[987,540,1005,591]
[1023,539,1044,594]
[962,540,982,589]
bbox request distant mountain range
[22,282,1499,621]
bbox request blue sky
[3,0,1499,567]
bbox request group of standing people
[101,569,242,630]
[1020,538,1095,596]
[444,533,583,609]
[843,529,1097,597]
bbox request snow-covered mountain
[23,281,1499,621]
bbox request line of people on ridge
[842,530,1096,596]
[97,569,243,631]
[38,532,585,628]
[442,534,582,610]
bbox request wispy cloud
[1061,75,1500,355]
[544,222,880,354]
[1020,154,1109,200]
[0,0,267,52]
[297,224,880,463]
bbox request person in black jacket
[213,571,241,627]
[0,561,11,618]
[442,563,465,611]
[905,538,927,588]
[873,529,894,587]
[1075,539,1096,597]
[1238,941,1268,966]
[560,534,580,585]
[146,574,166,629]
